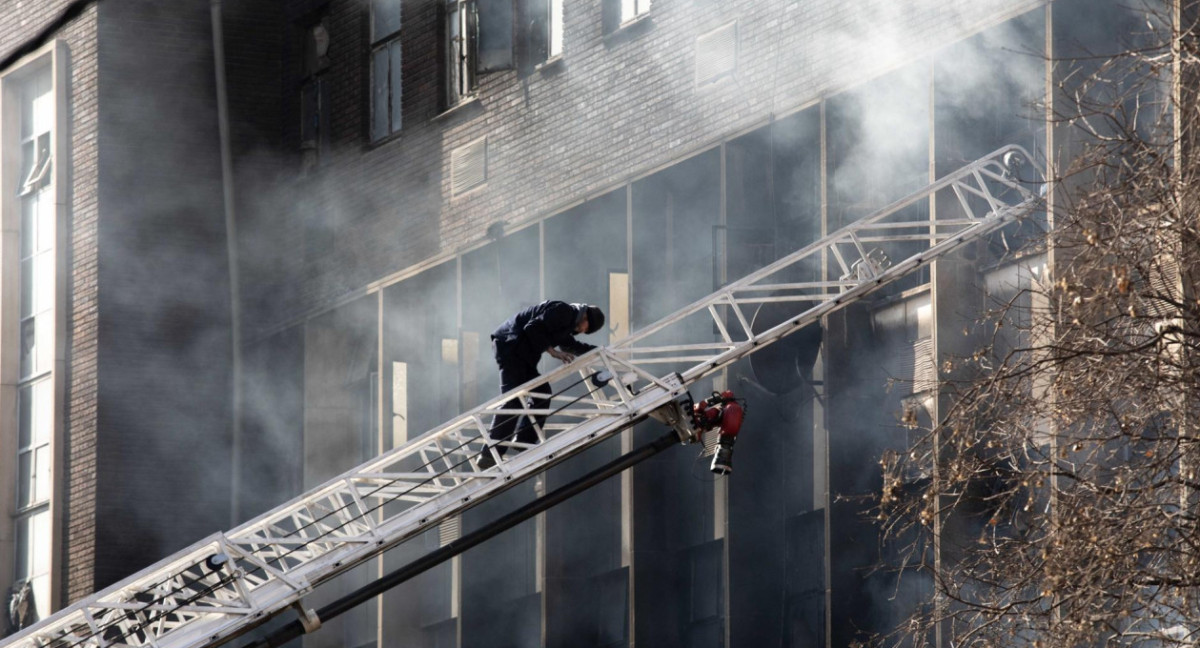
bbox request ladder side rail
[159,376,685,648]
[607,145,1035,351]
[678,197,1040,384]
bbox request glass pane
[19,315,53,378]
[18,384,32,448]
[371,48,389,141]
[36,186,54,252]
[33,446,50,504]
[30,510,50,575]
[30,83,53,137]
[18,451,32,508]
[22,251,53,318]
[550,0,563,57]
[21,256,32,319]
[35,314,52,374]
[32,379,52,444]
[389,41,403,133]
[20,318,36,378]
[15,517,30,578]
[446,3,461,103]
[14,510,49,578]
[35,249,54,315]
[29,573,50,623]
[300,82,318,144]
[21,198,35,261]
[371,0,401,41]
[621,0,635,21]
[19,141,36,189]
[18,70,50,137]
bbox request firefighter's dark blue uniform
[487,301,597,455]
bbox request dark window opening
[299,19,331,172]
[525,0,562,68]
[476,0,514,72]
[370,0,403,141]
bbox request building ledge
[433,96,483,124]
[534,55,565,75]
[604,12,653,47]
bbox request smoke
[89,0,1147,644]
[76,0,239,589]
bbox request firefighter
[479,301,605,469]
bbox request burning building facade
[0,0,1150,646]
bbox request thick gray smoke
[202,0,1151,646]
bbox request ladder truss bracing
[3,145,1043,648]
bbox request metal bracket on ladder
[290,603,320,635]
[0,145,1043,648]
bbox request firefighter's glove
[548,348,575,364]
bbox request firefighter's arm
[555,336,595,356]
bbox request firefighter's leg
[514,381,552,446]
[487,352,538,456]
[487,394,525,449]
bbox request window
[620,0,649,24]
[603,0,648,35]
[299,19,330,171]
[370,0,403,141]
[5,60,57,629]
[444,0,477,107]
[441,0,513,106]
[527,0,563,65]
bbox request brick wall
[60,4,101,607]
[236,0,1044,335]
[0,0,103,607]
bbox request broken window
[444,0,477,107]
[370,0,403,141]
[526,0,563,66]
[476,0,513,71]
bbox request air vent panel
[696,22,737,86]
[451,136,488,196]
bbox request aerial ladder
[1,145,1043,648]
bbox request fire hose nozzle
[710,436,735,475]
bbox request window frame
[0,39,68,628]
[443,0,478,109]
[369,0,404,143]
